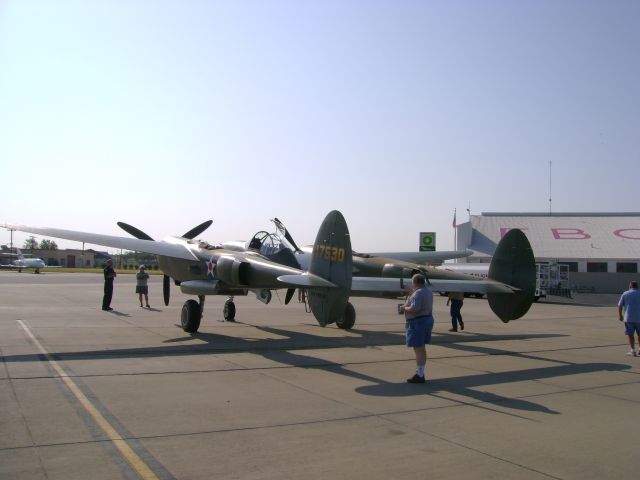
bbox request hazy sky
[1,1,638,253]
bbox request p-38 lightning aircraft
[3,210,535,333]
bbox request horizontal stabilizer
[277,274,337,288]
[368,249,473,264]
[350,277,517,295]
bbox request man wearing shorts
[399,273,434,383]
[136,265,150,308]
[618,280,640,356]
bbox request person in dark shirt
[102,259,117,311]
[446,291,465,332]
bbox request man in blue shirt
[618,281,640,356]
[399,274,434,383]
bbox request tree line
[23,237,58,250]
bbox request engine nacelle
[381,263,415,279]
[216,256,249,286]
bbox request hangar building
[455,212,640,294]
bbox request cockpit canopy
[246,230,300,269]
[246,231,284,256]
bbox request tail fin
[15,248,25,260]
[487,229,536,322]
[308,211,353,326]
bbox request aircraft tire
[223,300,236,322]
[181,299,201,333]
[336,302,356,330]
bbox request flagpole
[453,208,457,261]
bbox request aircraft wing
[2,224,198,261]
[350,277,517,295]
[367,249,473,264]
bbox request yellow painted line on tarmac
[17,320,160,480]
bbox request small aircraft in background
[0,248,48,274]
[3,210,535,332]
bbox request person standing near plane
[102,259,116,311]
[618,280,640,356]
[136,265,150,308]
[399,273,434,383]
[446,291,465,332]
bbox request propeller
[182,220,213,240]
[163,274,171,306]
[272,218,304,306]
[285,288,296,305]
[271,217,303,253]
[116,222,153,241]
[117,220,213,307]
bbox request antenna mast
[548,161,552,214]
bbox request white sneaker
[627,349,637,356]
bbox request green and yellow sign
[419,232,436,252]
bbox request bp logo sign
[419,232,436,251]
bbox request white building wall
[455,213,640,292]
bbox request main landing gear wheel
[336,302,356,330]
[181,299,201,333]
[223,299,236,322]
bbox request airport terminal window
[565,262,578,272]
[617,262,638,273]
[586,262,607,273]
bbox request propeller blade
[285,288,296,305]
[272,218,303,253]
[182,220,213,240]
[163,274,170,306]
[117,222,154,241]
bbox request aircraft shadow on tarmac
[4,324,631,416]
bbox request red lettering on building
[496,226,640,241]
[613,229,640,240]
[551,228,591,240]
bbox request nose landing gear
[180,295,205,333]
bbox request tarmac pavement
[0,271,637,479]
